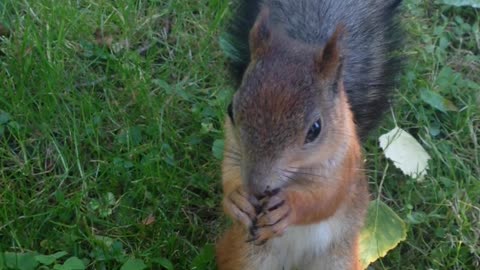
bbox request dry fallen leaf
[142,214,156,226]
[379,127,431,181]
[94,28,114,48]
[359,200,407,269]
[94,28,130,53]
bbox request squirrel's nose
[247,180,270,199]
[242,163,274,198]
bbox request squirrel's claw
[223,187,259,230]
[252,190,291,245]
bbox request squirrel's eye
[227,102,235,125]
[305,119,322,144]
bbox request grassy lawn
[0,0,478,269]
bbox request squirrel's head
[225,8,357,197]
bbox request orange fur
[216,90,368,269]
[216,225,249,270]
[216,8,369,269]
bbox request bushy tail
[219,0,261,87]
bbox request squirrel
[216,0,402,269]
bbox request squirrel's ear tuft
[249,8,271,58]
[315,25,345,81]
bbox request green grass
[0,0,478,269]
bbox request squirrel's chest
[251,217,344,270]
[276,221,333,257]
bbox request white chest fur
[249,215,345,270]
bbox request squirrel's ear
[315,25,345,81]
[249,8,271,58]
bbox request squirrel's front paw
[223,187,260,231]
[250,189,291,245]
